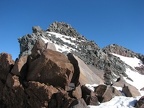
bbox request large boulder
[81,85,99,105]
[94,85,122,103]
[27,49,74,90]
[11,55,28,77]
[122,84,141,97]
[67,53,103,85]
[0,53,14,82]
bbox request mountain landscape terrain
[0,22,144,108]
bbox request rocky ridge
[18,22,136,85]
[0,21,143,107]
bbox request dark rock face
[81,85,99,105]
[47,22,81,38]
[3,74,26,108]
[136,96,144,108]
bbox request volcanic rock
[0,53,14,82]
[81,85,99,105]
[27,49,74,90]
[67,53,103,85]
[11,55,28,77]
[2,74,26,108]
[94,85,122,103]
[25,81,58,108]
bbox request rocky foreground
[0,22,144,108]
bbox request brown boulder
[31,39,46,59]
[81,85,99,105]
[25,81,58,108]
[67,53,103,85]
[11,55,28,76]
[122,84,141,97]
[2,74,26,108]
[0,53,14,81]
[27,49,74,90]
[136,96,144,108]
[94,85,122,103]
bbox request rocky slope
[0,21,144,107]
[19,22,133,85]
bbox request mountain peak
[47,21,81,38]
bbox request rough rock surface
[2,74,26,108]
[27,49,74,90]
[25,81,58,108]
[11,55,28,76]
[122,84,141,97]
[94,85,122,103]
[81,85,99,105]
[103,44,144,63]
[0,53,14,82]
[67,53,103,85]
[47,22,81,38]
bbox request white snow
[41,37,51,43]
[85,84,99,91]
[112,53,143,68]
[88,96,140,108]
[47,31,76,45]
[123,68,144,95]
[87,53,144,108]
[41,32,77,53]
[112,53,144,96]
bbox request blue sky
[0,0,144,60]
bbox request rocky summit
[0,21,144,108]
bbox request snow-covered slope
[88,53,144,108]
[112,53,144,95]
[41,31,85,53]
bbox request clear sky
[0,0,144,60]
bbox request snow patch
[88,96,140,108]
[112,53,143,68]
